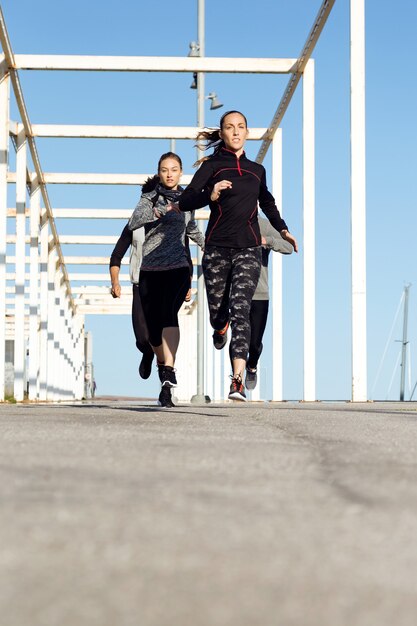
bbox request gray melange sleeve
[260,218,293,254]
[128,193,156,230]
[185,211,205,249]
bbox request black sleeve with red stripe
[258,168,288,233]
[179,160,214,212]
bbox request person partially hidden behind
[243,217,293,391]
[109,225,155,379]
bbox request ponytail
[193,128,224,167]
[193,110,248,167]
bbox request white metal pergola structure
[0,0,367,403]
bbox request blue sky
[2,0,417,401]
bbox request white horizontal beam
[14,55,297,74]
[31,124,269,140]
[73,286,115,294]
[54,208,209,219]
[77,306,131,315]
[64,256,129,265]
[8,119,18,136]
[7,207,209,220]
[69,273,130,281]
[7,172,193,185]
[54,209,131,219]
[60,235,119,245]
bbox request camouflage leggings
[202,245,262,361]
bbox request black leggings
[247,300,269,370]
[229,300,269,370]
[202,245,262,361]
[139,267,190,347]
[132,284,151,353]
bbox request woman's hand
[166,202,180,213]
[280,229,299,253]
[210,180,232,202]
[110,283,121,298]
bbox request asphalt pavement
[1,399,417,626]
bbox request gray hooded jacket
[128,191,204,271]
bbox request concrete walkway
[1,399,417,626]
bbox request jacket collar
[220,147,246,159]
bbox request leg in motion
[227,247,262,401]
[158,267,190,389]
[132,284,154,379]
[245,299,269,390]
[202,246,233,350]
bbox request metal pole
[400,284,410,401]
[350,0,367,401]
[191,0,207,403]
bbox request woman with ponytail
[177,111,298,401]
[128,152,204,407]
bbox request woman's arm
[178,161,213,212]
[128,193,157,230]
[109,223,132,266]
[185,211,205,249]
[258,169,298,252]
[260,219,293,254]
[258,169,288,234]
[109,224,133,297]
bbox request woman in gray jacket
[128,152,204,407]
[244,217,293,391]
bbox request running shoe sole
[228,391,247,402]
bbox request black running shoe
[245,368,257,390]
[228,375,247,401]
[212,321,229,350]
[139,349,154,379]
[158,386,175,408]
[161,365,177,388]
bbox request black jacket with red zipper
[178,147,288,248]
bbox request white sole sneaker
[228,392,247,402]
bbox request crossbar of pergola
[28,125,268,139]
[13,55,297,73]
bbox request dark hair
[158,151,183,171]
[142,152,183,191]
[194,110,248,166]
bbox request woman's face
[219,112,248,153]
[158,158,182,189]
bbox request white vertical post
[28,178,40,400]
[46,246,57,400]
[271,130,283,401]
[78,315,85,399]
[350,0,367,401]
[53,263,62,399]
[0,58,9,401]
[303,59,316,401]
[14,125,27,401]
[62,280,70,399]
[38,213,48,400]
